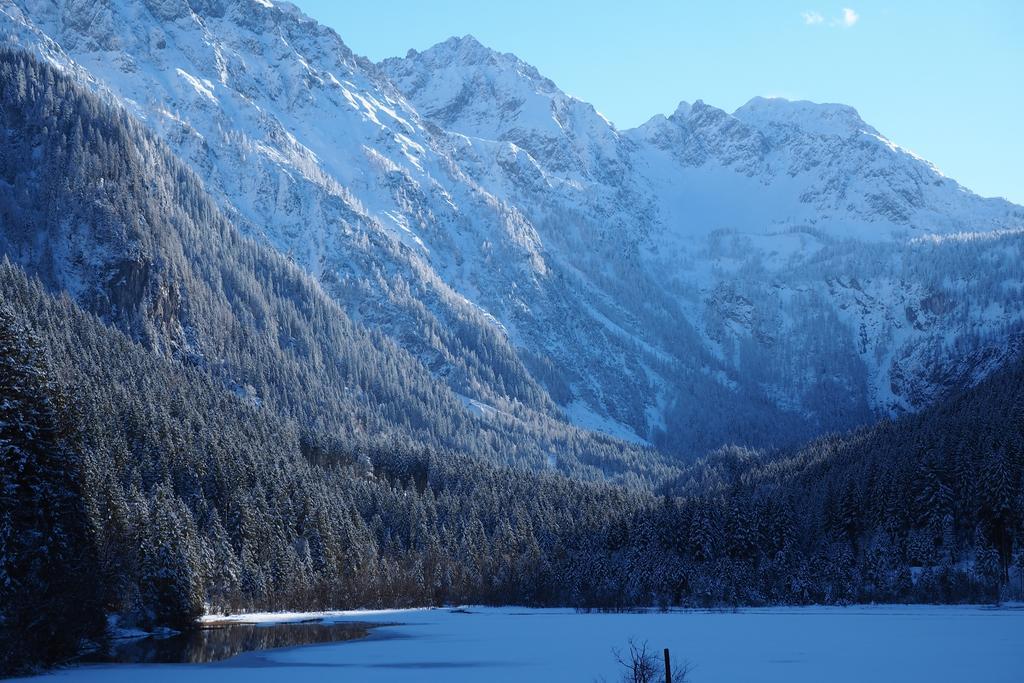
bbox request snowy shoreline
[199,601,1024,624]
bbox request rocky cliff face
[3,0,1022,456]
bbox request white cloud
[802,8,860,28]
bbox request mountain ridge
[2,0,1023,455]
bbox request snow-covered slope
[383,36,633,185]
[0,0,565,421]
[633,96,1021,250]
[2,0,1023,456]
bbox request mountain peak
[381,34,627,180]
[380,35,567,136]
[733,96,877,137]
[397,34,524,73]
[388,35,537,95]
[672,101,692,118]
[7,0,367,75]
[444,33,486,49]
[408,34,492,62]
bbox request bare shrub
[610,638,691,683]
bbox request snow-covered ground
[16,605,1023,682]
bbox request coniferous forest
[0,46,1022,677]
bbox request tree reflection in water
[88,620,374,664]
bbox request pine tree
[0,304,104,674]
[138,486,205,629]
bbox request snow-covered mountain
[2,0,1022,456]
[383,32,1024,448]
[0,0,566,422]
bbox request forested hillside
[654,357,1024,606]
[0,41,1022,680]
[0,48,664,485]
[4,249,1021,675]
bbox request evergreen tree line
[0,47,1022,676]
[2,267,1022,676]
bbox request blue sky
[293,1,1023,204]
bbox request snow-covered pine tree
[0,304,103,675]
[138,485,205,630]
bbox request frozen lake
[16,605,1023,682]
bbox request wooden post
[664,647,671,683]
